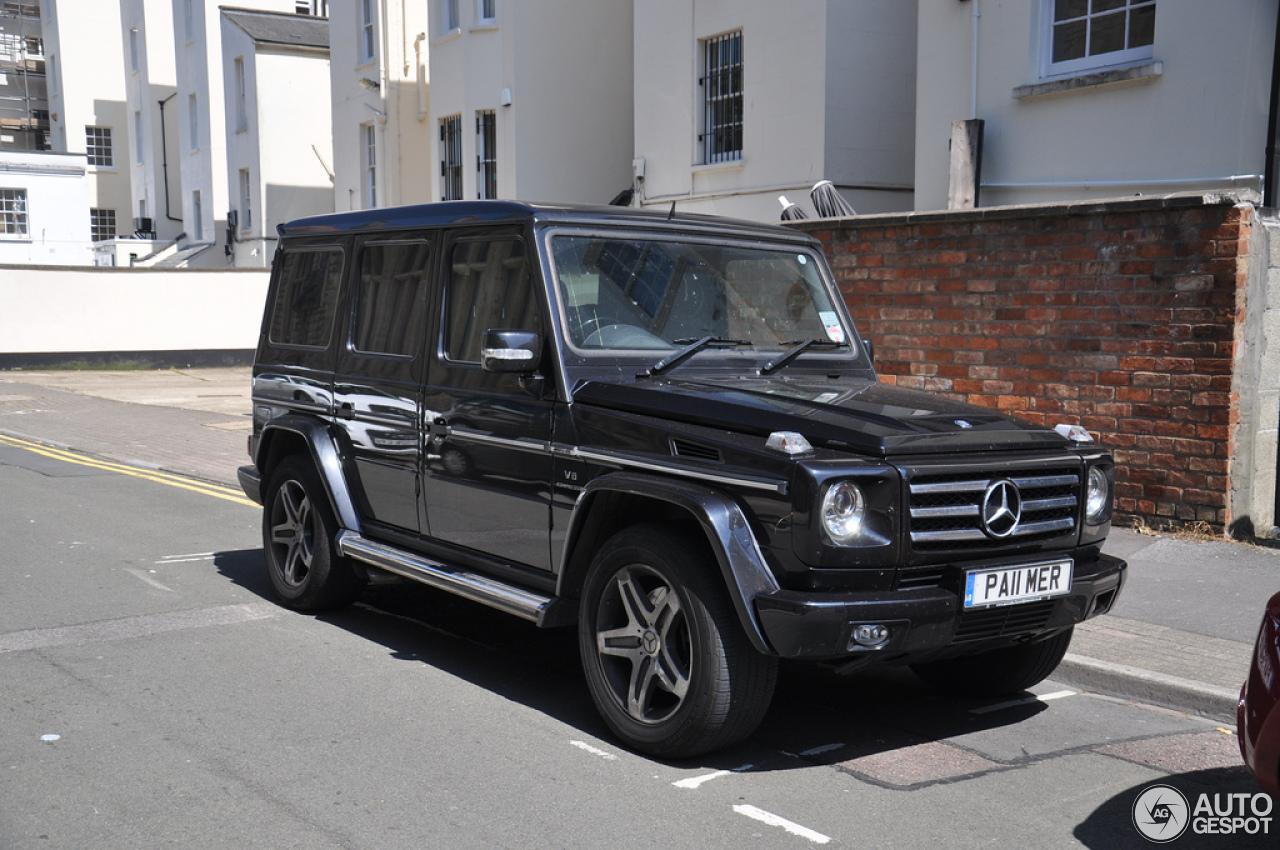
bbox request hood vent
[670,438,722,463]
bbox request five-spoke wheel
[263,455,364,611]
[579,524,777,758]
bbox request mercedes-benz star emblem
[981,479,1022,538]
[641,630,661,657]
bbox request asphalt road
[0,437,1268,849]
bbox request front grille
[907,463,1081,555]
[954,600,1057,642]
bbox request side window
[268,248,344,349]
[444,235,541,363]
[352,240,431,357]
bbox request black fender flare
[557,471,780,655]
[256,415,362,536]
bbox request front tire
[578,524,777,759]
[262,455,364,611]
[911,628,1073,697]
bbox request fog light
[851,624,891,649]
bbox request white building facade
[328,0,432,211]
[39,0,133,247]
[0,150,91,264]
[221,8,333,267]
[170,0,299,264]
[915,0,1278,210]
[424,0,634,205]
[120,0,182,245]
[632,0,917,222]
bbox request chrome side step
[336,531,556,625]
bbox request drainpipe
[1265,0,1280,207]
[158,92,181,222]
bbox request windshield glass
[549,234,848,353]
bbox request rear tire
[578,524,778,759]
[911,628,1073,697]
[262,455,364,612]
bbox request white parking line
[672,764,753,789]
[733,804,831,845]
[124,568,174,592]
[570,740,618,761]
[970,689,1077,715]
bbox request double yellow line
[0,433,256,507]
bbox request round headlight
[1085,466,1110,524]
[821,481,867,545]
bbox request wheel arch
[556,472,780,654]
[256,416,362,535]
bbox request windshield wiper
[639,336,752,377]
[758,338,849,376]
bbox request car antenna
[667,201,676,220]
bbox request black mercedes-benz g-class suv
[238,201,1125,758]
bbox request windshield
[549,234,849,354]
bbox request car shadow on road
[213,548,1049,771]
[1075,767,1268,849]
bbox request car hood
[572,374,1071,457]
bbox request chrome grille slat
[906,462,1082,554]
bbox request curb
[1055,653,1239,722]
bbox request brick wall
[793,195,1252,531]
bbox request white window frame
[183,0,195,42]
[90,208,117,242]
[134,111,143,163]
[363,123,377,208]
[188,93,199,151]
[86,126,113,168]
[129,28,139,71]
[476,110,496,199]
[192,189,203,241]
[234,57,248,132]
[442,0,460,35]
[0,188,29,238]
[1039,0,1156,80]
[360,0,376,63]
[476,0,495,26]
[239,168,252,231]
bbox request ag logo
[1132,784,1189,843]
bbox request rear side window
[269,248,344,349]
[352,240,431,357]
[444,236,542,363]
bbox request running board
[336,531,559,625]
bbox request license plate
[964,560,1073,609]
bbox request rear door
[421,226,555,570]
[332,236,434,534]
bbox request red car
[1239,591,1280,798]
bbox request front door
[421,227,555,570]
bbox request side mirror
[862,338,875,363]
[481,329,542,373]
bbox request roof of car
[276,200,816,245]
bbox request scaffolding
[0,2,48,152]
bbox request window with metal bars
[700,31,743,165]
[476,110,496,199]
[440,114,463,201]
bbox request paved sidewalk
[1,366,1276,722]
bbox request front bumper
[754,552,1126,660]
[1238,591,1280,799]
